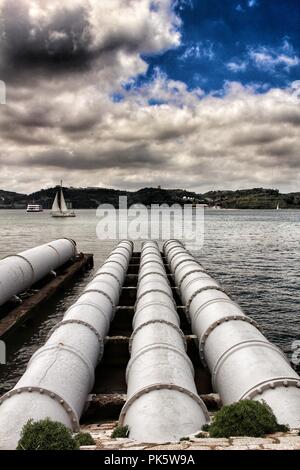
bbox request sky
[0,0,299,194]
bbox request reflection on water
[0,208,299,393]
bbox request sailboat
[51,183,76,218]
[276,202,280,210]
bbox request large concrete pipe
[164,240,300,428]
[120,241,208,443]
[0,240,133,449]
[0,239,77,308]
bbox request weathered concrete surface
[80,421,300,451]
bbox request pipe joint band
[212,340,290,390]
[64,301,111,332]
[135,289,176,310]
[240,378,300,401]
[129,320,187,353]
[126,344,194,380]
[48,319,104,358]
[199,315,262,365]
[92,271,122,289]
[2,254,36,284]
[29,343,95,389]
[173,257,198,273]
[178,269,208,289]
[119,383,209,426]
[0,387,80,431]
[83,288,115,310]
[185,285,225,321]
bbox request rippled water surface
[0,208,299,393]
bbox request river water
[0,208,299,393]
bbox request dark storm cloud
[0,1,94,79]
[8,145,164,170]
[231,129,282,146]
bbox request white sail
[51,192,60,212]
[60,188,68,213]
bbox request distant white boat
[51,183,76,218]
[276,203,280,210]
[27,204,43,213]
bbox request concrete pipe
[0,240,133,449]
[120,242,209,443]
[164,240,300,428]
[0,239,77,308]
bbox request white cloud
[249,40,300,72]
[227,61,247,73]
[180,41,215,61]
[0,1,299,194]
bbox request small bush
[111,425,129,438]
[208,400,289,438]
[17,418,79,450]
[201,423,210,432]
[195,432,207,439]
[179,436,190,442]
[74,432,95,447]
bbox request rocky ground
[80,421,300,451]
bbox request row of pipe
[120,241,209,443]
[0,239,77,308]
[0,240,133,449]
[164,239,300,428]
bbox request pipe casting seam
[129,320,187,353]
[211,340,291,390]
[126,344,195,380]
[0,387,79,431]
[119,383,209,426]
[168,250,194,264]
[135,289,177,310]
[137,271,167,285]
[199,316,263,364]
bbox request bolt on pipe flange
[126,344,195,381]
[185,285,226,321]
[83,288,115,309]
[132,300,180,327]
[199,315,263,365]
[129,320,187,353]
[240,378,300,401]
[64,301,111,333]
[28,343,95,390]
[178,269,207,288]
[119,382,209,426]
[163,239,183,251]
[48,319,105,355]
[135,288,177,310]
[0,387,80,432]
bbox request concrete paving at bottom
[80,422,300,451]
